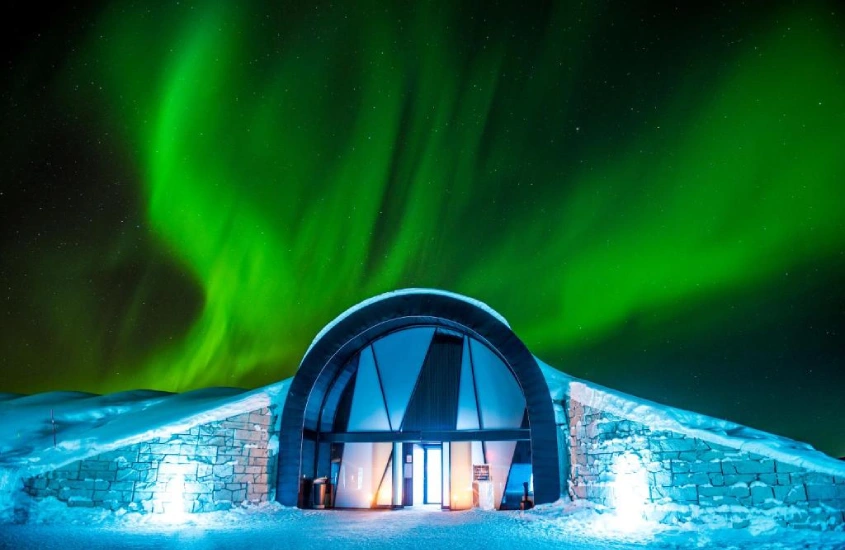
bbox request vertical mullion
[423,447,429,504]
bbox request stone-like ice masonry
[23,406,277,513]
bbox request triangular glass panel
[456,337,481,430]
[372,327,435,429]
[485,440,517,511]
[470,338,526,430]
[347,346,391,431]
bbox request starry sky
[1,1,843,457]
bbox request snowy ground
[1,500,844,550]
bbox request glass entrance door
[424,446,442,504]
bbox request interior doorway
[412,443,443,506]
[424,445,442,504]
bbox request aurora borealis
[1,1,843,456]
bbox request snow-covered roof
[304,288,511,359]
[0,380,290,478]
[537,359,845,478]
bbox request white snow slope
[538,360,845,478]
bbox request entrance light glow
[152,473,187,521]
[609,453,649,531]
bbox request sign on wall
[473,464,490,481]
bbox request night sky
[1,1,843,457]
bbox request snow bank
[0,379,291,498]
[524,499,845,548]
[537,359,845,477]
[6,499,845,549]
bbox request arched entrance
[277,290,560,509]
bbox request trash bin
[298,477,313,509]
[312,477,328,509]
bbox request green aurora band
[2,2,844,452]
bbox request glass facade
[321,327,533,510]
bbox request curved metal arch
[276,290,561,506]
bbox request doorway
[412,443,443,506]
[424,445,442,504]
